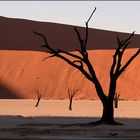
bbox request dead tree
[35,90,42,107]
[68,88,80,110]
[114,92,120,108]
[33,7,140,125]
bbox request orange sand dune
[0,16,140,100]
[0,49,139,100]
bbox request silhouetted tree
[114,92,120,108]
[33,7,140,125]
[68,88,80,110]
[35,90,42,107]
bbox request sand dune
[0,49,139,100]
[0,16,140,100]
[0,16,140,51]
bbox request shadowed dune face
[0,16,140,99]
[0,80,22,99]
[0,16,140,51]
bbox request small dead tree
[68,88,80,110]
[35,90,42,107]
[114,92,120,108]
[33,7,140,125]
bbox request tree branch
[110,53,117,77]
[68,88,80,99]
[73,60,84,69]
[84,7,97,48]
[86,7,97,25]
[117,48,140,77]
[110,32,136,78]
[33,31,56,52]
[122,31,135,46]
[74,27,84,50]
[33,31,93,82]
[73,7,106,101]
[57,49,84,62]
[34,31,84,62]
[115,32,136,74]
[108,31,139,101]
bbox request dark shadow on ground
[0,115,140,139]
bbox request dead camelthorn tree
[35,90,42,107]
[114,92,120,108]
[33,7,140,125]
[68,88,80,111]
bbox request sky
[0,1,140,34]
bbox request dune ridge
[0,16,140,100]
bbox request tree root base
[88,120,123,126]
[61,120,123,128]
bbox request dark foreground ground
[0,116,140,140]
[0,100,140,139]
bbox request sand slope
[0,16,140,100]
[0,49,139,100]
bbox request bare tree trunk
[35,92,42,107]
[93,78,118,124]
[35,97,41,107]
[99,79,122,125]
[114,92,120,108]
[114,100,118,108]
[101,100,114,124]
[67,87,79,111]
[69,98,72,111]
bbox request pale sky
[0,1,140,34]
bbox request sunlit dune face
[0,49,139,100]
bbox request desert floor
[0,100,140,140]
